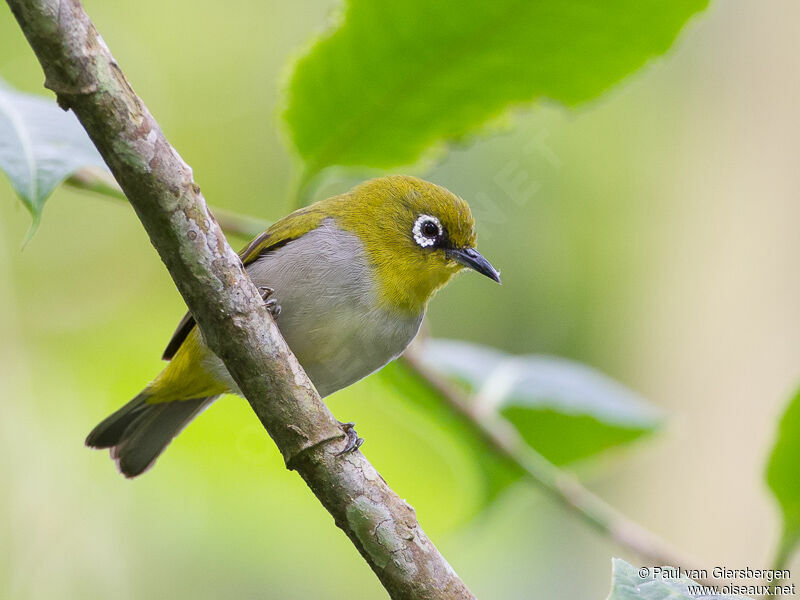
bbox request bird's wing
[161,203,329,360]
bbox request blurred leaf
[418,339,661,465]
[285,0,707,177]
[607,559,749,600]
[377,361,524,509]
[766,387,800,561]
[0,79,106,233]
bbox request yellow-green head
[331,175,501,313]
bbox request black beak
[447,247,501,283]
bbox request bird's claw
[259,287,281,317]
[336,421,364,455]
[265,298,281,318]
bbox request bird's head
[333,175,500,313]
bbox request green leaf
[766,386,800,560]
[607,559,751,600]
[0,79,106,231]
[285,0,707,177]
[418,339,660,465]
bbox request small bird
[86,175,500,477]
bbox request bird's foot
[265,298,281,317]
[336,421,364,455]
[258,287,282,317]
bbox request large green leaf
[418,339,660,466]
[766,387,800,562]
[607,559,751,600]
[285,0,707,177]
[0,79,106,230]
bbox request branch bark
[5,1,475,598]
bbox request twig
[402,349,713,585]
[6,1,475,598]
[66,167,269,239]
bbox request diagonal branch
[5,1,475,598]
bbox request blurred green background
[2,0,799,598]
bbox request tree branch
[6,1,475,598]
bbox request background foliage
[2,0,799,598]
[285,0,706,177]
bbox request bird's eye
[422,221,439,237]
[413,214,442,248]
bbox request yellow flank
[146,328,228,402]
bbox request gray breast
[244,219,423,397]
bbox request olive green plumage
[86,175,500,477]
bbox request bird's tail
[85,392,217,478]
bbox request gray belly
[208,221,422,398]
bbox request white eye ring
[413,214,442,248]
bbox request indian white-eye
[86,175,500,477]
